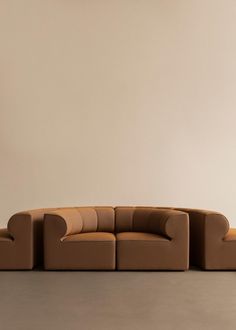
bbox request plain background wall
[1,0,236,226]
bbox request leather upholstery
[44,207,116,270]
[0,228,12,241]
[44,207,189,270]
[0,208,56,269]
[2,205,236,271]
[224,228,236,241]
[63,232,115,242]
[170,208,236,270]
[115,208,189,270]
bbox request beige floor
[0,269,236,330]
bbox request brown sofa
[0,208,56,269]
[44,207,189,270]
[171,208,236,270]
[2,206,234,271]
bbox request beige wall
[1,0,236,226]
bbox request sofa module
[44,206,189,270]
[44,207,116,270]
[0,208,56,270]
[173,208,236,270]
[115,207,189,270]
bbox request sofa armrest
[149,209,189,239]
[173,208,229,240]
[8,209,52,238]
[44,208,83,240]
[7,213,32,246]
[171,208,229,267]
[7,208,56,266]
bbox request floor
[0,270,236,330]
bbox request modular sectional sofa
[0,206,189,270]
[44,207,189,270]
[1,206,235,270]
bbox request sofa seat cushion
[48,232,116,270]
[62,232,116,242]
[0,229,12,242]
[116,232,171,270]
[116,232,169,242]
[224,228,236,241]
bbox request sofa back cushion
[115,207,155,233]
[75,207,115,233]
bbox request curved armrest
[170,208,230,268]
[7,208,57,266]
[173,208,229,241]
[8,209,55,239]
[44,208,83,240]
[148,209,189,239]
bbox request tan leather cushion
[47,232,116,270]
[95,207,115,232]
[115,207,155,233]
[116,232,173,270]
[62,232,115,242]
[0,228,12,242]
[224,228,236,241]
[116,232,169,242]
[74,207,115,233]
